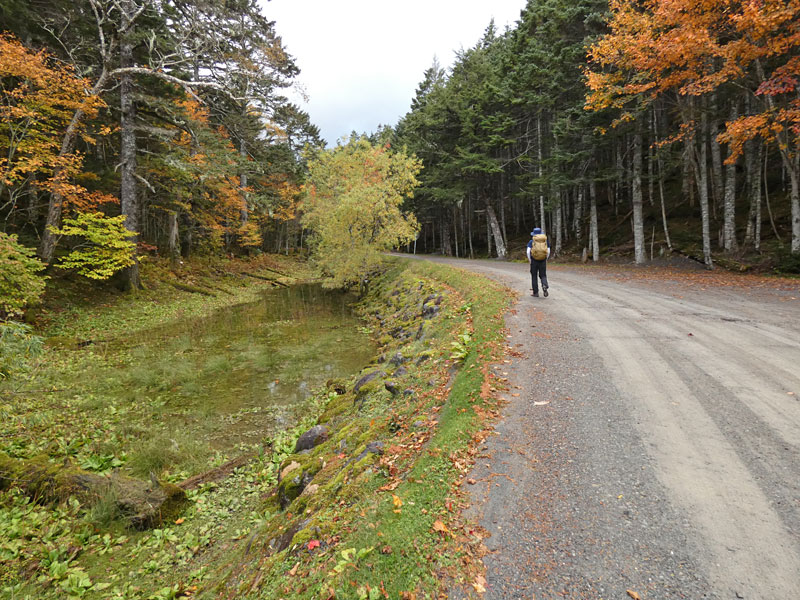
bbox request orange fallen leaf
[626,591,641,600]
[307,540,320,551]
[174,518,185,525]
[432,520,449,534]
[467,478,477,485]
[392,494,403,508]
[472,575,487,593]
[288,563,298,577]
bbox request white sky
[260,0,526,145]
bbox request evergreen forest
[2,0,800,318]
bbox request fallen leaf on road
[467,478,477,485]
[534,401,549,406]
[472,575,487,593]
[511,393,520,397]
[626,591,641,600]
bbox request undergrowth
[0,256,513,599]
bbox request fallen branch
[242,272,289,287]
[178,453,255,491]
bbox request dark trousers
[530,259,548,293]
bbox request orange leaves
[587,0,800,159]
[0,33,110,215]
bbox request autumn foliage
[586,0,800,253]
[302,138,421,289]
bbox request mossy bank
[0,256,512,599]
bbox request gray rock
[415,323,425,340]
[416,354,431,366]
[354,370,385,393]
[403,388,415,397]
[389,352,406,366]
[393,366,408,377]
[294,425,329,453]
[422,304,440,319]
[385,381,399,395]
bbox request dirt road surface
[414,256,800,600]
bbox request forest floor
[406,255,800,600]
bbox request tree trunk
[590,179,599,261]
[537,114,546,234]
[722,103,738,253]
[0,453,187,530]
[710,100,724,219]
[744,139,762,251]
[452,205,459,258]
[486,203,506,259]
[694,113,713,268]
[239,137,249,225]
[120,8,141,289]
[37,103,98,262]
[573,187,583,244]
[467,195,474,258]
[168,210,180,264]
[553,197,562,257]
[632,130,646,264]
[653,107,672,250]
[441,214,452,256]
[683,141,695,208]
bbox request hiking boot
[532,292,539,297]
[543,286,549,297]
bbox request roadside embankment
[1,256,513,600]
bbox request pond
[115,283,376,452]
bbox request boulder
[294,426,329,453]
[354,370,386,394]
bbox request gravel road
[415,256,800,600]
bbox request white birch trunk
[722,103,738,252]
[590,179,599,261]
[486,204,506,259]
[632,131,646,263]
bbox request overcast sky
[260,0,526,145]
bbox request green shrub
[774,248,800,274]
[0,231,46,317]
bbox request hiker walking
[526,227,550,297]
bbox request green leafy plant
[0,232,46,316]
[449,332,472,362]
[0,320,44,380]
[50,212,136,280]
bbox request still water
[122,284,375,449]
